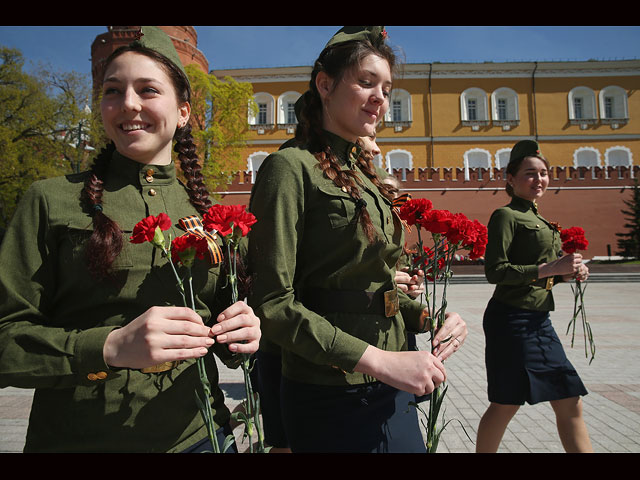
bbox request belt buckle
[384,289,400,317]
[545,277,554,291]
[140,360,182,373]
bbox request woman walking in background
[476,139,592,453]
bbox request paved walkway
[1,281,639,453]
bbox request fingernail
[210,325,222,334]
[216,334,227,343]
[206,338,215,346]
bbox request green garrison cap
[130,26,186,77]
[325,26,388,49]
[509,139,545,163]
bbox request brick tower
[90,26,209,93]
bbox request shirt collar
[324,130,360,168]
[108,150,177,188]
[510,195,538,214]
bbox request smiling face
[100,51,190,165]
[317,54,391,142]
[507,156,550,202]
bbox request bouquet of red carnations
[560,226,595,364]
[399,198,487,452]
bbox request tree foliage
[0,46,94,228]
[185,64,255,194]
[616,179,640,258]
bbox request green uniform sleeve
[0,182,118,389]
[484,208,539,286]
[248,153,369,373]
[398,290,427,334]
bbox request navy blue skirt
[280,376,426,453]
[483,297,588,405]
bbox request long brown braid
[295,39,397,243]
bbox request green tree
[616,179,640,258]
[0,47,94,228]
[185,64,256,194]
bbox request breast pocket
[65,223,134,269]
[316,184,357,229]
[519,221,553,251]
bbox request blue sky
[1,26,639,76]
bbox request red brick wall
[216,165,639,259]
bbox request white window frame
[385,149,413,181]
[604,146,634,178]
[277,91,301,133]
[461,88,489,130]
[246,151,269,183]
[491,87,519,130]
[495,148,512,170]
[384,89,412,131]
[568,87,597,129]
[463,148,492,180]
[248,92,275,133]
[599,86,629,128]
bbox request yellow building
[213,59,639,184]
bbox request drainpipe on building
[532,61,539,141]
[428,63,434,169]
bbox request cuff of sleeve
[398,293,427,333]
[524,265,541,283]
[74,326,121,383]
[328,331,370,374]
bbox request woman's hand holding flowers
[431,311,467,362]
[102,306,214,369]
[211,301,261,354]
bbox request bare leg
[476,402,521,453]
[550,396,593,453]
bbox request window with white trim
[605,146,633,178]
[248,93,275,133]
[495,148,511,170]
[460,88,489,130]
[384,89,412,131]
[491,88,519,130]
[568,87,597,128]
[385,149,413,181]
[277,91,301,133]
[247,152,269,183]
[463,148,492,180]
[599,86,629,128]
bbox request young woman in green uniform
[248,26,467,452]
[476,140,593,453]
[0,26,260,452]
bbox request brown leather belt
[531,277,554,290]
[140,360,182,373]
[300,286,400,318]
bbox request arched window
[605,146,633,178]
[385,149,413,181]
[248,93,275,133]
[573,147,601,168]
[495,148,512,170]
[461,88,489,130]
[247,151,269,183]
[277,91,301,133]
[384,89,412,131]
[463,148,491,180]
[491,88,519,130]
[599,86,629,128]
[568,87,597,128]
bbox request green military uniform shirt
[484,195,564,312]
[247,131,425,387]
[0,151,239,452]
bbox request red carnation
[203,204,257,238]
[418,209,453,235]
[398,198,433,226]
[171,234,209,266]
[561,226,589,254]
[468,220,488,260]
[130,213,172,245]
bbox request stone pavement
[1,281,639,453]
